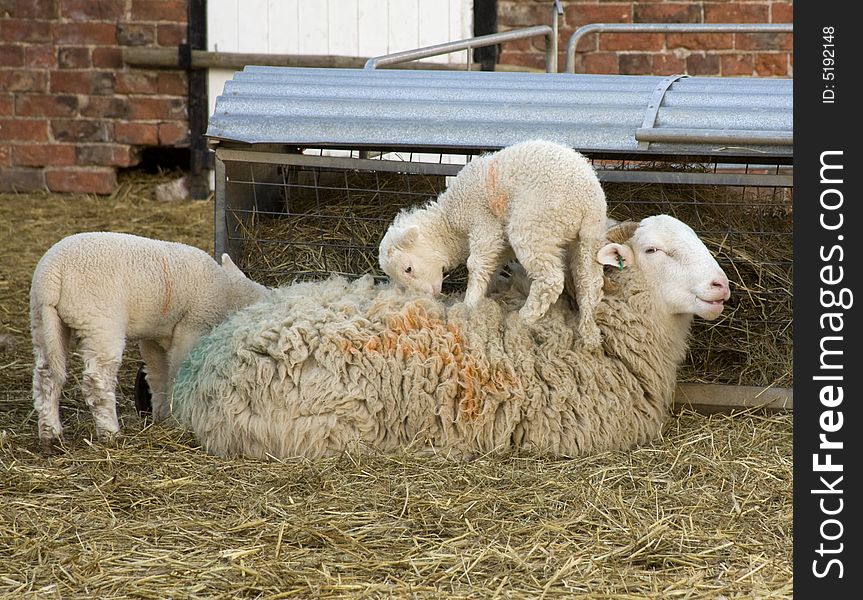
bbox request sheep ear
[596,243,633,269]
[395,225,419,249]
[221,253,243,275]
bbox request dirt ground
[0,172,792,599]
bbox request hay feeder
[206,66,792,413]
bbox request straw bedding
[0,170,792,598]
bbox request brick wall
[0,0,189,194]
[497,0,793,76]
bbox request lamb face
[378,224,445,296]
[597,215,730,320]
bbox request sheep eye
[405,266,413,274]
[645,247,658,254]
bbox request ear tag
[618,255,624,271]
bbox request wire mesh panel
[216,147,792,388]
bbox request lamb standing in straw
[30,232,269,450]
[378,139,607,347]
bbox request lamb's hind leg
[31,306,70,451]
[569,222,605,349]
[78,330,125,443]
[511,244,566,324]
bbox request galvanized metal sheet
[207,67,792,157]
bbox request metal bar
[634,128,793,146]
[364,26,556,72]
[565,23,793,73]
[596,170,793,187]
[550,0,563,73]
[213,153,228,260]
[637,74,689,151]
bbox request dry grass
[0,170,792,599]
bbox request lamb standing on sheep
[378,139,607,347]
[172,215,730,460]
[30,232,269,450]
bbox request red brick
[76,143,138,167]
[0,70,48,93]
[24,44,56,68]
[127,96,186,120]
[0,144,11,167]
[0,95,11,116]
[114,121,158,145]
[686,53,721,75]
[600,32,665,51]
[53,22,116,45]
[634,3,700,23]
[92,46,123,68]
[579,52,619,74]
[619,53,653,75]
[667,33,734,51]
[117,22,155,46]
[772,2,793,23]
[115,71,158,94]
[46,167,117,194]
[0,118,49,141]
[131,0,187,22]
[80,96,127,119]
[158,121,188,146]
[15,94,78,117]
[58,46,91,68]
[0,45,24,67]
[736,32,792,51]
[157,72,187,95]
[51,70,115,95]
[51,119,110,142]
[60,0,125,21]
[2,0,59,19]
[755,52,789,76]
[497,2,552,29]
[157,23,186,46]
[13,143,76,166]
[0,167,47,193]
[704,3,769,23]
[721,54,756,76]
[564,3,632,29]
[652,54,687,75]
[496,50,547,72]
[1,19,52,42]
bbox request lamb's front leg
[163,326,205,422]
[463,227,507,307]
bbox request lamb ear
[396,225,420,248]
[596,243,634,269]
[221,253,243,275]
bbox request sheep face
[378,224,445,296]
[597,215,730,320]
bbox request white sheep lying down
[30,232,269,449]
[172,215,730,460]
[379,140,607,347]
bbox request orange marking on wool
[347,301,519,422]
[158,256,172,315]
[487,159,509,219]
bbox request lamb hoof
[96,430,122,447]
[518,307,542,325]
[40,435,63,455]
[581,329,602,350]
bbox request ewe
[172,215,729,460]
[30,232,268,450]
[379,140,607,347]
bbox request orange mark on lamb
[344,301,518,422]
[486,159,509,219]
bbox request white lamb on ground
[378,139,607,347]
[30,232,269,450]
[172,215,730,460]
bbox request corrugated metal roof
[207,66,792,157]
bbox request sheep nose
[711,277,730,300]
